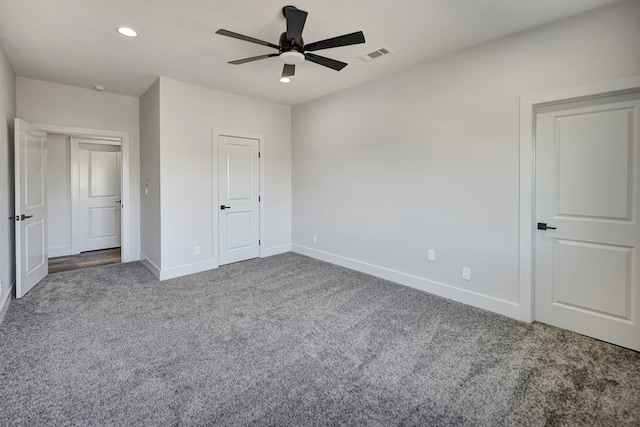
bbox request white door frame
[518,76,640,322]
[70,137,122,255]
[34,123,134,263]
[212,129,265,267]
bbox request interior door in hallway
[14,119,48,298]
[218,135,260,265]
[78,142,122,252]
[534,91,640,351]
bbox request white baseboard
[48,246,72,258]
[140,255,161,279]
[0,281,15,325]
[139,253,213,282]
[292,245,528,322]
[261,244,292,258]
[159,260,218,281]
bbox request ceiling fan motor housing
[279,32,304,53]
[278,31,305,64]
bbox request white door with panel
[14,119,48,298]
[78,143,122,252]
[535,91,640,351]
[218,135,260,265]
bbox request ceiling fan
[215,6,366,81]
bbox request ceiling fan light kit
[216,5,365,81]
[279,51,305,65]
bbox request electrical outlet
[427,249,436,262]
[312,234,317,243]
[462,267,471,281]
[194,246,200,256]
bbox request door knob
[537,222,557,230]
[220,205,231,210]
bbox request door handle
[537,222,557,230]
[19,214,34,221]
[115,200,122,204]
[220,205,231,210]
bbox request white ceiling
[0,0,623,105]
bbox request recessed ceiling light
[279,77,291,83]
[94,84,106,91]
[117,27,138,37]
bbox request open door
[14,119,48,298]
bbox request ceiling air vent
[358,47,393,62]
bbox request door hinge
[258,196,261,202]
[259,240,261,246]
[258,152,261,158]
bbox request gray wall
[139,79,161,270]
[139,77,292,279]
[292,1,640,319]
[0,42,15,319]
[159,77,292,273]
[46,133,71,255]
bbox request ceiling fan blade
[228,54,279,65]
[304,31,366,52]
[282,64,295,78]
[284,7,308,45]
[215,29,280,50]
[304,53,348,71]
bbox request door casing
[34,124,134,262]
[519,76,640,322]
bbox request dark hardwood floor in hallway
[48,248,121,274]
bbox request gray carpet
[0,253,639,426]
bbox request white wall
[139,79,161,271]
[16,77,141,261]
[156,77,291,278]
[292,1,640,320]
[47,133,71,256]
[0,42,15,320]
